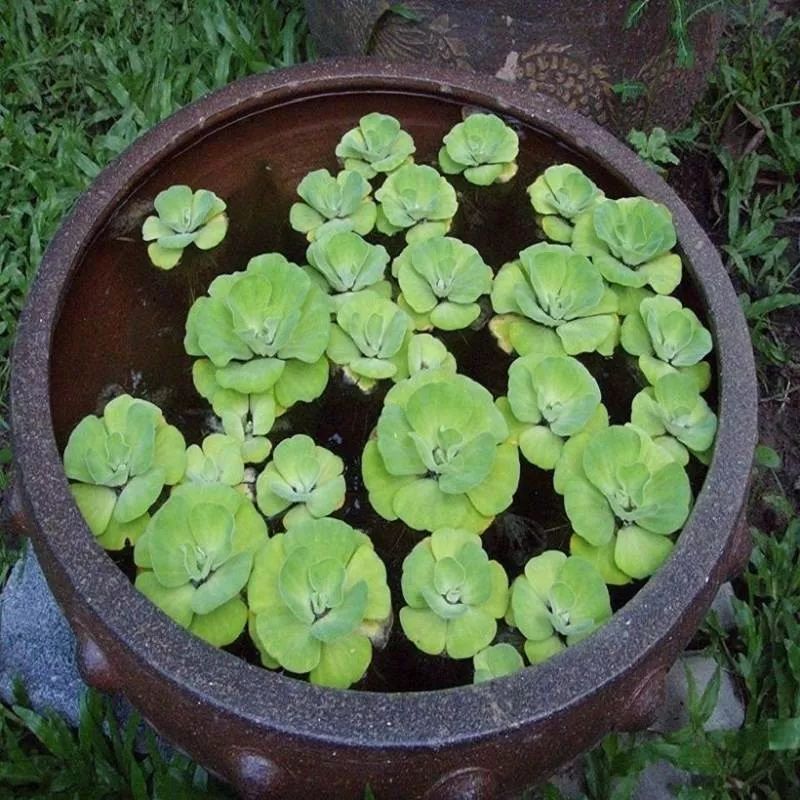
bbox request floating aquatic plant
[141,185,228,269]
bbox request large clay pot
[304,0,722,134]
[8,60,755,800]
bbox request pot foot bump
[76,635,120,693]
[614,668,667,732]
[423,767,499,800]
[1,471,33,545]
[226,750,289,800]
[723,518,752,581]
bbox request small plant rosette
[400,528,509,659]
[490,242,620,357]
[527,164,604,243]
[498,354,607,470]
[133,482,267,647]
[374,163,458,243]
[290,168,377,241]
[335,112,416,179]
[507,551,612,663]
[63,394,186,550]
[184,252,331,441]
[392,236,494,331]
[620,294,713,390]
[554,424,692,584]
[141,184,229,270]
[630,372,717,465]
[438,112,519,186]
[183,432,250,488]
[362,369,520,534]
[255,434,346,528]
[572,196,682,294]
[246,517,392,688]
[305,230,392,310]
[472,643,525,683]
[406,333,457,376]
[326,290,413,391]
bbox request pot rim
[10,58,757,750]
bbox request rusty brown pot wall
[9,60,755,800]
[304,0,722,135]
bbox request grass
[1,0,799,798]
[1,684,231,799]
[0,0,313,427]
[0,535,18,593]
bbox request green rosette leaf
[135,483,267,645]
[255,434,346,524]
[490,243,619,356]
[247,518,392,688]
[438,113,519,186]
[364,371,517,533]
[528,164,603,220]
[335,112,416,179]
[621,296,713,388]
[375,164,458,243]
[559,425,691,580]
[505,354,602,469]
[142,185,228,269]
[393,236,493,332]
[306,230,390,296]
[473,643,525,683]
[508,551,611,663]
[593,197,677,267]
[327,291,411,391]
[581,197,682,293]
[184,254,331,428]
[406,333,458,376]
[290,169,376,241]
[631,372,717,457]
[64,394,185,545]
[184,433,246,487]
[400,529,509,659]
[528,164,603,243]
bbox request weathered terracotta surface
[304,0,722,135]
[9,60,756,799]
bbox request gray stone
[0,540,169,756]
[651,654,745,734]
[711,582,736,631]
[632,758,692,800]
[542,754,587,798]
[707,582,738,632]
[0,541,84,725]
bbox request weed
[612,81,649,104]
[628,127,682,172]
[625,0,727,67]
[0,536,18,592]
[537,499,800,799]
[0,683,233,798]
[687,0,800,366]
